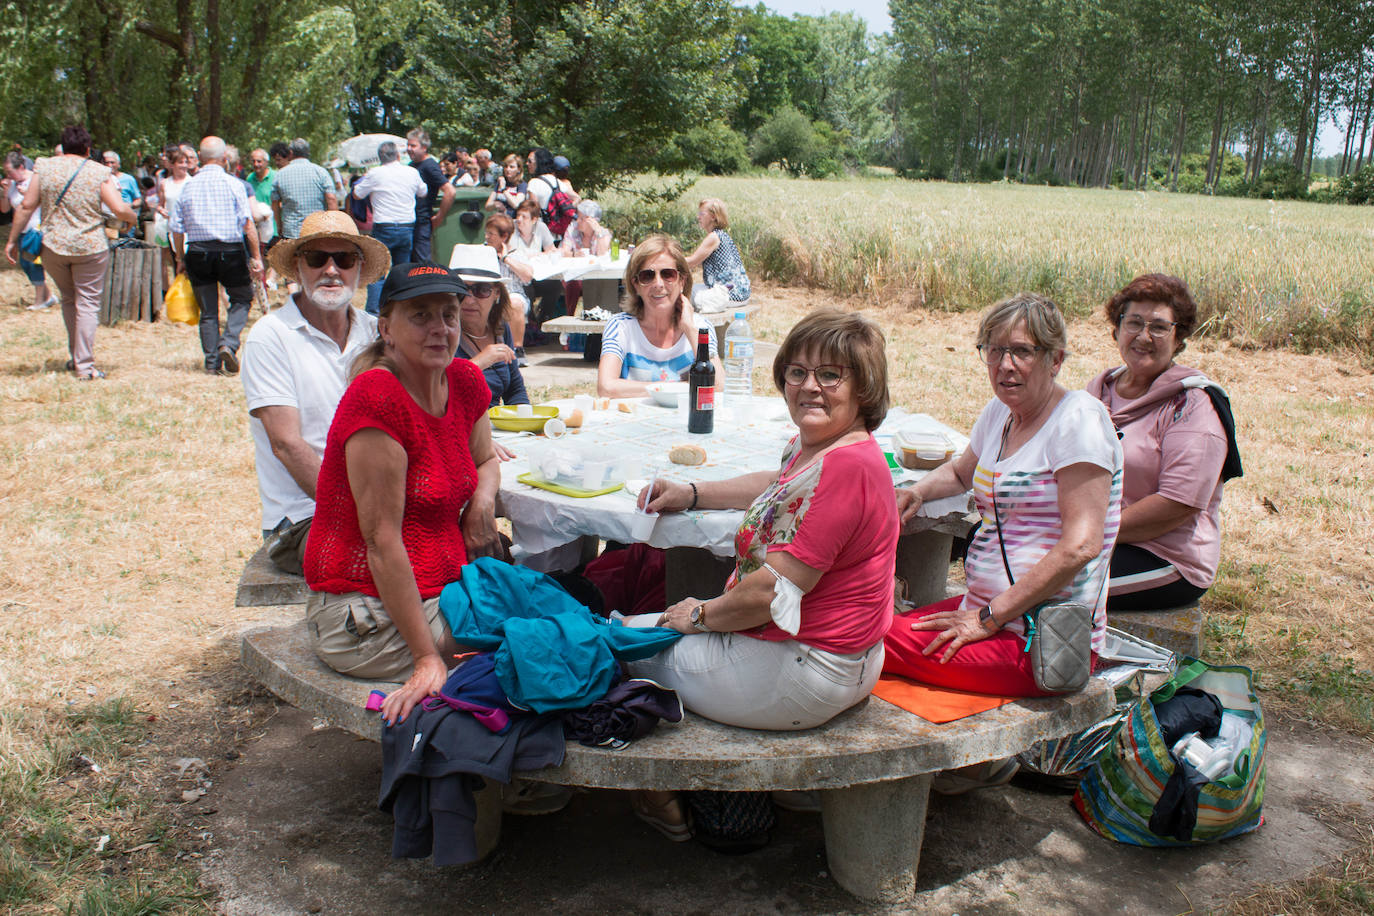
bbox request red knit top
[304,359,491,598]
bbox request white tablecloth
[495,398,972,559]
[520,252,629,284]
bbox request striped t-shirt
[962,390,1123,653]
[600,312,718,382]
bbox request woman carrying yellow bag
[164,272,198,325]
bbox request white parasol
[329,133,408,169]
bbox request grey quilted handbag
[1025,602,1093,693]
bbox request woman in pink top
[1086,274,1235,611]
[623,308,897,836]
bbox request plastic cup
[516,404,534,418]
[573,394,594,414]
[582,460,607,491]
[629,508,658,541]
[543,417,566,439]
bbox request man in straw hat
[239,209,389,572]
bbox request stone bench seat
[1110,603,1203,658]
[235,542,308,608]
[241,620,1112,902]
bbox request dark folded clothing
[564,678,683,749]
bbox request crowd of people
[5,125,705,380]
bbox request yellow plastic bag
[164,272,198,325]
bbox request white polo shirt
[352,161,426,224]
[240,296,378,529]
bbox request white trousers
[622,614,883,731]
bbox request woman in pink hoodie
[1086,274,1241,612]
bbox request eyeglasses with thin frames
[782,364,848,389]
[635,267,679,285]
[975,345,1044,366]
[299,249,360,270]
[1119,316,1177,339]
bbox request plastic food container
[523,442,639,496]
[891,429,955,470]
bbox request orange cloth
[871,674,1016,723]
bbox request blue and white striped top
[600,312,718,382]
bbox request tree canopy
[2,0,1371,195]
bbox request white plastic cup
[516,404,534,418]
[629,509,658,541]
[573,394,594,414]
[581,460,607,491]
[543,417,566,439]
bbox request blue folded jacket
[439,557,681,713]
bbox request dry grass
[604,176,1374,358]
[0,255,1371,906]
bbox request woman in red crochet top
[303,261,503,726]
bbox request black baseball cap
[378,261,468,304]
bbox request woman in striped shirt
[885,293,1123,702]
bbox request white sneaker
[501,779,573,815]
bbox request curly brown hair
[1105,274,1198,353]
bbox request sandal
[632,790,691,842]
[76,369,106,381]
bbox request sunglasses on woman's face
[464,283,496,299]
[635,267,679,285]
[299,248,360,270]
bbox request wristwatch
[977,604,1000,632]
[689,603,711,633]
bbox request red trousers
[883,595,1055,698]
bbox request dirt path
[197,680,1372,915]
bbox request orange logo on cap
[407,265,448,277]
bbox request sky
[761,0,892,33]
[759,2,1348,156]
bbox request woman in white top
[596,234,720,398]
[154,145,191,287]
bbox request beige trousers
[42,246,109,377]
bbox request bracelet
[688,482,699,511]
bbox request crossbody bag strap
[52,159,89,212]
[991,414,1109,651]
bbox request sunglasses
[463,283,496,299]
[635,267,680,285]
[299,249,360,270]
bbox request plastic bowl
[489,404,561,432]
[646,381,689,408]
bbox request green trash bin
[432,187,493,266]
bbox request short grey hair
[5,151,25,170]
[289,137,311,158]
[224,144,240,170]
[406,127,430,151]
[977,292,1068,354]
[575,199,602,221]
[199,136,227,162]
[103,150,121,167]
[377,141,399,164]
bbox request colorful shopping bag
[1072,658,1265,847]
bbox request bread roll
[669,444,707,466]
[564,408,584,428]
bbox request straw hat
[267,210,391,285]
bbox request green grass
[601,175,1374,358]
[0,699,208,913]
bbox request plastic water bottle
[723,311,754,404]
